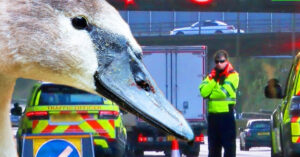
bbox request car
[239,119,271,151]
[170,20,245,35]
[265,53,300,157]
[16,83,127,157]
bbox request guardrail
[124,13,300,37]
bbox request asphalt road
[144,136,271,157]
[12,127,270,157]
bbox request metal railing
[127,17,300,37]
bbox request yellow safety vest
[199,72,239,113]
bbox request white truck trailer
[124,46,207,157]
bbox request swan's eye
[72,16,88,30]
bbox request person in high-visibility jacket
[199,50,239,157]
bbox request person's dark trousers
[208,111,236,157]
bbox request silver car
[170,20,245,35]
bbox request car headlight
[170,30,176,35]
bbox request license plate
[257,132,270,136]
[51,114,82,123]
[167,135,175,141]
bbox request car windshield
[215,21,227,26]
[250,121,270,130]
[37,85,104,105]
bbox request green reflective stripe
[224,81,236,92]
[94,139,109,148]
[34,90,41,106]
[220,87,230,97]
[32,121,48,133]
[199,85,205,92]
[209,98,236,101]
[202,81,209,84]
[199,81,208,91]
[222,85,236,98]
[199,78,216,98]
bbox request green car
[265,53,300,157]
[239,119,271,151]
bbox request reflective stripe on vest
[209,98,236,101]
[208,100,236,113]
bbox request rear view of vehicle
[239,119,271,151]
[17,83,126,157]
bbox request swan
[0,0,194,156]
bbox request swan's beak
[89,26,194,141]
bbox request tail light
[227,26,234,30]
[26,111,49,120]
[138,133,147,143]
[290,97,300,116]
[195,133,204,143]
[98,110,119,119]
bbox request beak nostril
[130,60,155,93]
[136,79,151,92]
[134,72,154,92]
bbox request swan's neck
[0,74,17,157]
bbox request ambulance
[265,53,300,157]
[16,82,127,157]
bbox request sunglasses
[215,60,226,64]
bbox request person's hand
[208,69,216,80]
[210,68,220,81]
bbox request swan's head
[1,0,194,141]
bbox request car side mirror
[264,78,284,99]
